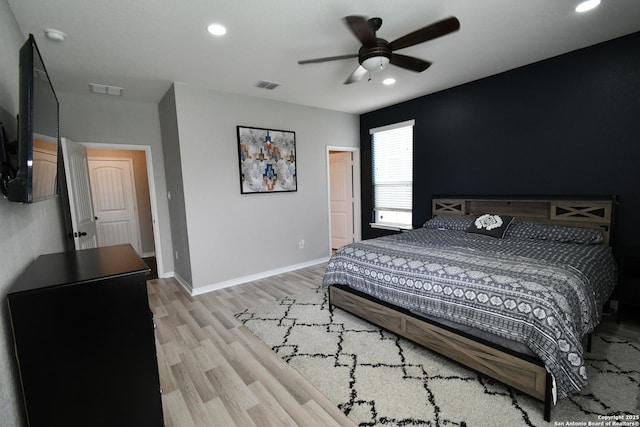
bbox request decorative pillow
[423,215,474,231]
[505,221,603,245]
[465,213,514,238]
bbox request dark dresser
[7,244,163,427]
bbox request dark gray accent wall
[360,31,640,247]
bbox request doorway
[327,146,361,254]
[83,143,163,276]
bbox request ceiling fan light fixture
[298,15,460,84]
[361,55,390,72]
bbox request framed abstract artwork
[237,126,297,194]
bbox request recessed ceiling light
[382,78,396,85]
[575,0,600,13]
[207,23,227,36]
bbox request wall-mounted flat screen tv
[1,34,59,203]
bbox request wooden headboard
[432,196,616,245]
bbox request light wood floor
[147,263,356,427]
[147,263,640,426]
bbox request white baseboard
[159,270,174,279]
[190,257,329,296]
[172,272,193,295]
[142,251,156,258]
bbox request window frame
[369,119,415,231]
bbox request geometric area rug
[235,288,640,427]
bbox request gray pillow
[423,215,474,231]
[505,221,603,245]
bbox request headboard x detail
[432,196,616,246]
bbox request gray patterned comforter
[322,228,617,399]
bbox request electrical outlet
[299,239,305,249]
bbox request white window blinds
[370,120,414,228]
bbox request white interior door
[88,158,142,254]
[329,151,354,249]
[60,138,98,250]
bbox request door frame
[82,142,164,278]
[326,145,361,255]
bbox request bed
[322,196,617,422]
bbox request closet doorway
[84,143,163,276]
[327,146,361,253]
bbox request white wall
[58,90,174,275]
[158,86,192,284]
[0,1,67,425]
[170,83,359,292]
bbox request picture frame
[237,126,297,194]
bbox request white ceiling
[7,0,640,114]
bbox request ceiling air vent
[255,80,280,90]
[89,83,124,96]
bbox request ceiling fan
[298,15,460,84]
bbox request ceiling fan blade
[388,17,460,51]
[344,65,368,85]
[298,54,358,65]
[390,54,432,72]
[344,16,377,47]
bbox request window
[370,119,414,230]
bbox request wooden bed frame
[328,196,617,422]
